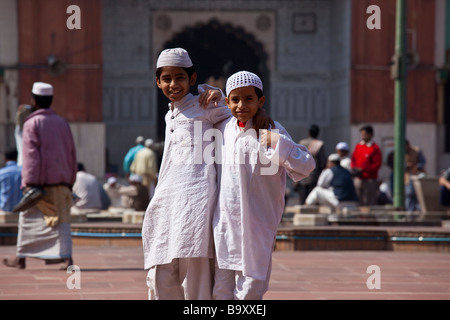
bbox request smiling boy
[213,71,315,300]
[142,48,231,300]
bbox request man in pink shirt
[351,125,382,206]
[3,82,77,270]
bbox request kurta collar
[359,139,374,147]
[168,93,195,111]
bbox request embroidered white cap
[226,71,263,97]
[32,82,53,96]
[336,142,349,151]
[156,48,193,69]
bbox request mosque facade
[0,0,449,179]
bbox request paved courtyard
[0,245,449,300]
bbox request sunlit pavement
[1,245,449,300]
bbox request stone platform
[1,205,450,252]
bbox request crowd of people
[0,47,449,302]
[292,124,444,214]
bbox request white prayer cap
[136,136,145,144]
[156,48,193,69]
[226,71,263,97]
[32,82,53,96]
[328,153,341,163]
[336,142,349,151]
[107,176,117,185]
[145,139,154,147]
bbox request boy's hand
[199,89,222,108]
[253,108,275,137]
[260,129,280,148]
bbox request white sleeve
[317,168,333,188]
[197,84,232,124]
[261,123,316,182]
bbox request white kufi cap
[32,82,53,96]
[226,71,263,97]
[328,153,341,163]
[336,142,349,151]
[156,48,193,69]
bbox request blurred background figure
[119,174,149,211]
[404,140,426,212]
[130,138,159,200]
[335,142,352,172]
[14,104,34,166]
[72,163,109,211]
[0,149,22,212]
[103,176,124,208]
[123,136,145,178]
[439,167,450,216]
[295,124,327,204]
[305,153,358,209]
[350,125,382,206]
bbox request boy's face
[226,86,265,124]
[156,66,197,102]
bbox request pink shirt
[21,108,77,189]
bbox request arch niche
[156,19,270,140]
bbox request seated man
[439,167,450,215]
[306,153,359,209]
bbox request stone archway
[156,19,270,140]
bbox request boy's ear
[225,97,231,109]
[189,72,197,86]
[258,96,266,109]
[156,77,162,89]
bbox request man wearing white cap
[212,71,315,300]
[142,47,231,300]
[305,153,359,208]
[335,141,352,172]
[4,82,77,270]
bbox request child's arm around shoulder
[260,122,316,182]
[197,84,232,124]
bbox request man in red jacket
[351,125,382,206]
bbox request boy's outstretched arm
[260,125,316,181]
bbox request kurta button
[171,129,174,133]
[171,116,175,119]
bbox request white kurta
[213,118,315,280]
[142,85,231,270]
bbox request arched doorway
[156,19,270,140]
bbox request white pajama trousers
[213,262,272,300]
[146,257,214,300]
[305,186,339,208]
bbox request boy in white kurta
[213,71,316,300]
[142,48,231,300]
